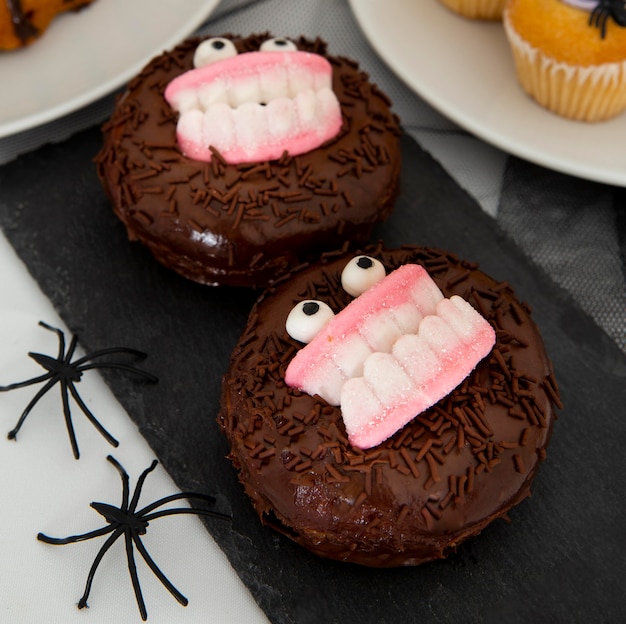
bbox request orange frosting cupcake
[504,0,626,121]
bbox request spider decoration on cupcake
[0,321,157,459]
[590,0,626,37]
[38,455,231,621]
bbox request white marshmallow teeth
[164,38,342,164]
[285,260,496,450]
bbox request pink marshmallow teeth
[284,257,496,449]
[164,36,343,164]
[98,33,402,288]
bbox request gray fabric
[498,158,626,352]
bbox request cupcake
[504,0,626,121]
[438,0,506,20]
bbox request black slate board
[1,127,625,624]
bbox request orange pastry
[504,0,626,121]
[0,0,96,50]
[438,0,506,20]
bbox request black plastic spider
[38,454,231,621]
[590,0,626,38]
[0,321,157,459]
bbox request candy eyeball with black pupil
[286,300,335,343]
[341,256,386,297]
[193,37,238,68]
[260,37,297,52]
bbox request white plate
[349,0,626,186]
[0,0,219,138]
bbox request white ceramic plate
[349,0,626,186]
[0,0,219,138]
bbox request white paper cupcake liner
[503,10,626,121]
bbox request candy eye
[286,300,335,343]
[260,37,297,52]
[193,37,238,68]
[341,256,386,297]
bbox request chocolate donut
[96,34,401,287]
[218,245,562,567]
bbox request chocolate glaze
[95,34,401,288]
[218,245,562,567]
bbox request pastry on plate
[96,34,401,287]
[218,245,562,566]
[0,0,96,50]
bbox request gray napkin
[498,158,626,352]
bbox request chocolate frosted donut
[218,245,562,567]
[96,34,401,287]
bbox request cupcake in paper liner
[504,0,626,122]
[438,0,506,20]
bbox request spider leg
[129,459,159,513]
[139,492,230,522]
[37,524,116,545]
[77,361,158,383]
[67,380,119,448]
[7,376,58,440]
[64,333,79,364]
[132,532,188,608]
[0,370,53,391]
[60,378,81,459]
[73,347,150,366]
[138,491,216,515]
[38,321,67,361]
[145,506,233,523]
[107,455,131,511]
[125,528,149,621]
[74,347,158,383]
[76,527,124,612]
[589,6,608,38]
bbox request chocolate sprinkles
[220,244,561,564]
[97,34,401,286]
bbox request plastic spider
[590,0,626,38]
[0,321,157,459]
[38,454,230,621]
